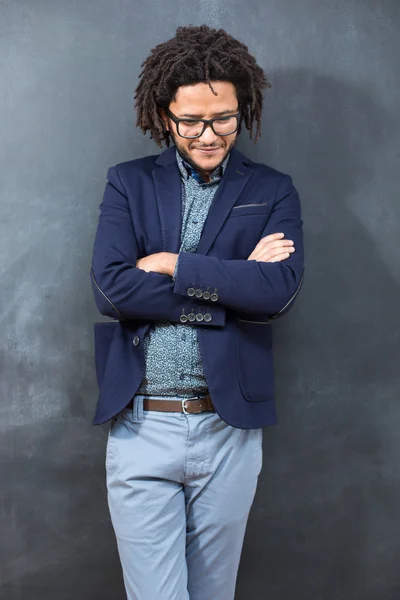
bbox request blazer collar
[152,146,255,255]
[155,146,177,167]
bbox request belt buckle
[182,397,202,414]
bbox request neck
[199,171,211,183]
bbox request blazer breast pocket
[228,201,270,219]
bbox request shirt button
[203,313,212,322]
[179,374,185,381]
[187,288,195,297]
[133,336,140,346]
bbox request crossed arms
[90,165,304,327]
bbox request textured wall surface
[1,1,399,598]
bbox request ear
[159,108,169,131]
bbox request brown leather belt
[127,395,215,414]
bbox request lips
[194,147,221,155]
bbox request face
[161,81,239,174]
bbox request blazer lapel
[196,148,255,256]
[151,146,255,256]
[152,148,182,253]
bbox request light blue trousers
[106,394,263,600]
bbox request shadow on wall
[239,67,398,403]
[237,71,400,598]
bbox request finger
[251,245,295,261]
[264,240,294,250]
[255,236,293,252]
[266,245,295,256]
[265,232,285,241]
[254,242,294,256]
[260,232,285,244]
[268,252,292,263]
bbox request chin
[191,151,225,171]
[196,158,220,170]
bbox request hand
[136,252,178,276]
[247,233,295,263]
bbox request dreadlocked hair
[134,25,271,147]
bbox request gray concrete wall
[1,1,399,598]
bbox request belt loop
[132,395,144,423]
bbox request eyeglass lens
[178,116,237,138]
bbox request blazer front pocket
[93,320,119,388]
[236,319,274,402]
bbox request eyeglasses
[165,108,240,139]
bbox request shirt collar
[176,149,230,184]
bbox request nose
[197,124,218,145]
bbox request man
[90,24,304,600]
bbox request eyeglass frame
[165,108,241,139]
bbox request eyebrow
[180,109,239,118]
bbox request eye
[181,120,201,127]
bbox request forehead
[171,81,238,115]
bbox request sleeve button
[133,336,140,346]
[180,314,188,323]
[188,313,196,322]
[195,289,203,298]
[202,291,210,300]
[187,287,195,297]
[203,313,212,322]
[210,293,219,302]
[195,313,204,322]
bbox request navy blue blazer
[90,146,304,428]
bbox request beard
[169,129,236,174]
